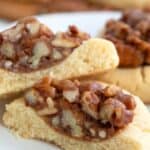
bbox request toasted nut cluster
[25,77,136,140]
[37,97,58,116]
[52,25,89,48]
[104,10,150,67]
[81,91,100,119]
[61,110,83,137]
[0,18,90,72]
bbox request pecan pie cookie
[3,77,150,150]
[0,17,119,100]
[97,10,150,103]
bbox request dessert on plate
[3,77,150,150]
[0,17,119,100]
[97,10,150,103]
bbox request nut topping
[81,91,100,119]
[4,61,13,69]
[52,49,63,60]
[99,98,133,127]
[37,107,57,116]
[25,78,136,140]
[0,18,89,72]
[0,42,15,59]
[89,128,96,137]
[61,110,83,137]
[52,116,60,127]
[63,89,79,103]
[25,89,41,106]
[37,97,57,116]
[52,32,78,48]
[28,41,50,69]
[46,97,55,108]
[98,130,107,139]
[26,22,40,35]
[2,24,24,42]
[103,85,120,97]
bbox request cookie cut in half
[97,10,150,103]
[0,17,119,100]
[3,77,150,150]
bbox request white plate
[0,11,149,150]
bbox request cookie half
[3,78,150,150]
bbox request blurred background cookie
[0,0,97,20]
[89,0,150,10]
[97,10,150,103]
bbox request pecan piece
[103,85,121,97]
[63,89,79,103]
[52,49,63,60]
[61,110,83,137]
[81,91,100,119]
[52,32,78,48]
[99,98,134,127]
[2,24,24,42]
[116,93,136,110]
[4,60,13,69]
[28,41,50,69]
[37,107,57,116]
[37,97,57,116]
[0,42,15,59]
[26,22,40,35]
[25,89,42,106]
[53,79,78,90]
[98,130,107,139]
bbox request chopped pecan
[26,22,40,36]
[46,97,55,108]
[0,42,15,59]
[53,79,78,90]
[2,24,24,42]
[89,128,96,137]
[61,110,83,137]
[116,93,136,110]
[63,89,79,103]
[0,17,89,73]
[51,116,60,127]
[4,60,13,69]
[37,107,57,116]
[99,98,134,128]
[25,89,42,106]
[28,41,50,69]
[103,85,121,97]
[68,25,90,40]
[25,78,136,140]
[37,97,58,116]
[98,130,107,139]
[79,82,103,93]
[52,49,63,60]
[52,32,78,48]
[81,91,100,119]
[35,78,56,98]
